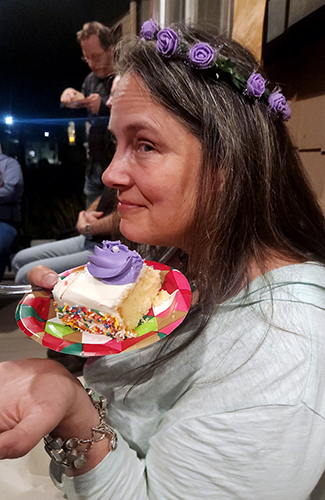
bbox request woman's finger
[27,265,59,289]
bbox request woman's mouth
[118,199,145,213]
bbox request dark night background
[0,0,131,119]
[0,0,131,243]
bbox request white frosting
[53,267,135,320]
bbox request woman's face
[103,73,201,248]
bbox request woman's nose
[102,151,131,189]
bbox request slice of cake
[52,240,166,340]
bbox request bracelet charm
[44,388,117,469]
[85,223,92,240]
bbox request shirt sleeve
[81,75,111,117]
[55,404,325,500]
[0,157,23,204]
[81,78,88,99]
[58,432,148,500]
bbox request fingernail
[44,273,58,288]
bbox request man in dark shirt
[60,22,115,206]
[0,151,24,280]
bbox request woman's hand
[27,265,59,290]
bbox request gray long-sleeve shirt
[53,262,325,499]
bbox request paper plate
[16,261,191,357]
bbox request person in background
[60,21,116,206]
[12,186,119,285]
[0,146,23,281]
[2,21,325,500]
[12,75,121,286]
[12,184,119,375]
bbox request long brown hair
[116,24,325,310]
[112,25,325,381]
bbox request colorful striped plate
[16,261,191,357]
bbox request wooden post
[232,0,267,61]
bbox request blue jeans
[12,235,95,284]
[0,221,17,280]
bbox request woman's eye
[138,143,154,152]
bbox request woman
[1,22,325,499]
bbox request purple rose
[246,72,266,97]
[156,28,178,57]
[140,19,158,40]
[268,90,287,114]
[282,103,291,121]
[189,43,215,69]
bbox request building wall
[265,31,325,210]
[233,0,325,211]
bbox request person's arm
[96,96,111,116]
[74,94,111,115]
[87,211,120,238]
[0,359,111,474]
[81,74,111,115]
[57,404,323,500]
[0,157,23,204]
[81,94,104,115]
[86,196,101,212]
[2,268,321,499]
[1,358,319,500]
[75,196,103,236]
[77,210,120,239]
[0,270,114,477]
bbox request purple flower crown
[140,20,291,121]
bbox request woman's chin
[119,222,169,247]
[119,223,149,245]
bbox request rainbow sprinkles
[54,304,131,341]
[52,240,165,340]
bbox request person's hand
[60,87,81,103]
[60,88,85,108]
[0,359,111,475]
[27,265,59,290]
[82,93,102,114]
[0,358,86,459]
[76,210,104,236]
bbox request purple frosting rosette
[87,240,144,285]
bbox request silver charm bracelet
[85,223,92,240]
[44,388,118,469]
